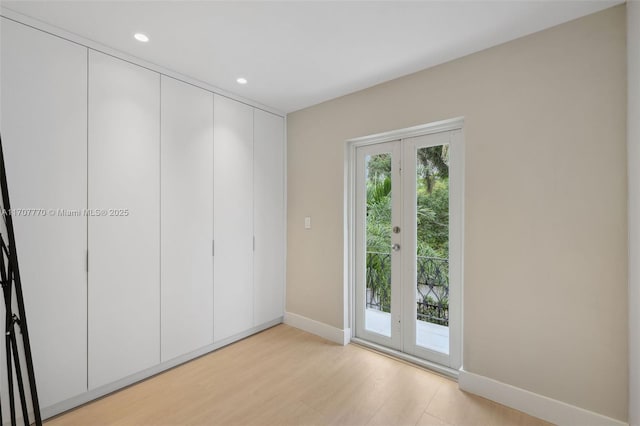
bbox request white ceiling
[2,0,622,113]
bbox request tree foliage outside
[365,146,449,322]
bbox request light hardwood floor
[47,325,551,426]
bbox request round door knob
[391,243,400,252]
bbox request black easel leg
[5,333,16,426]
[10,329,29,425]
[0,133,42,425]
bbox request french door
[354,129,462,370]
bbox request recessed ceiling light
[134,33,149,43]
[236,77,248,85]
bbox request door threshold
[351,337,459,380]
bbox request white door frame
[344,117,465,376]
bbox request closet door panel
[88,51,160,389]
[213,95,254,342]
[253,110,285,325]
[161,76,214,361]
[0,18,88,408]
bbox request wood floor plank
[46,325,550,426]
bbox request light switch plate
[304,217,311,229]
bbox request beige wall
[287,5,627,421]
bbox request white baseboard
[458,370,627,426]
[284,311,350,345]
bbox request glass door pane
[364,152,392,337]
[414,144,450,354]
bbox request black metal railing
[365,252,449,326]
[365,251,391,313]
[416,256,449,326]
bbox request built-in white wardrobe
[253,110,285,326]
[0,16,285,418]
[213,96,255,342]
[213,96,285,342]
[161,76,214,362]
[88,50,162,389]
[0,17,88,410]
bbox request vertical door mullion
[389,141,402,350]
[401,139,416,355]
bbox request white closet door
[0,18,87,408]
[161,76,214,361]
[253,110,285,325]
[213,95,254,342]
[88,51,160,389]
